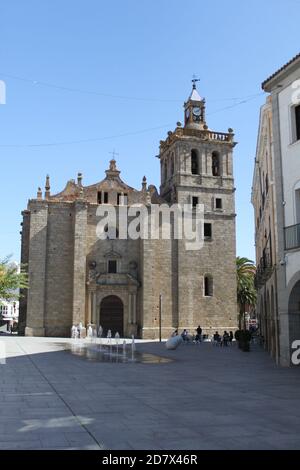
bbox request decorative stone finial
[105,159,120,179]
[77,172,83,186]
[109,159,117,171]
[79,186,84,200]
[37,187,42,199]
[142,176,147,191]
[45,175,50,199]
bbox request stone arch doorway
[100,295,124,337]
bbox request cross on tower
[192,75,200,89]
[109,149,119,159]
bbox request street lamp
[159,293,162,342]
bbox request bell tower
[157,81,238,337]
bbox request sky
[0,0,299,262]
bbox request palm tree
[236,257,257,330]
[0,257,28,302]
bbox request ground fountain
[87,325,93,341]
[98,325,103,351]
[71,325,77,339]
[106,329,112,357]
[131,334,135,361]
[115,332,120,359]
[122,339,127,359]
[67,324,171,364]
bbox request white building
[0,261,20,324]
[0,300,19,322]
[258,53,300,366]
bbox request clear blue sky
[0,0,299,262]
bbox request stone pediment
[96,273,139,287]
[103,250,122,259]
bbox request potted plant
[235,330,252,352]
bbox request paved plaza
[0,335,300,450]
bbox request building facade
[252,96,280,362]
[0,300,19,322]
[20,85,238,339]
[253,53,300,365]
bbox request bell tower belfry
[158,81,236,205]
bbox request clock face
[185,108,190,120]
[193,107,201,116]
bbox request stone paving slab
[0,336,300,449]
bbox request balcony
[255,238,273,288]
[285,223,300,250]
[159,127,236,152]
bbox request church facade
[19,85,238,338]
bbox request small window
[204,223,212,239]
[191,150,199,175]
[108,260,117,273]
[216,198,222,210]
[97,192,102,204]
[296,105,300,141]
[204,276,213,297]
[212,151,221,177]
[118,193,128,205]
[192,196,198,208]
[104,192,108,204]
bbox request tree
[236,257,257,330]
[0,257,28,302]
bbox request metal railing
[285,223,300,250]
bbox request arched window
[191,149,199,175]
[212,151,221,177]
[204,275,213,297]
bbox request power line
[0,124,173,148]
[0,71,264,103]
[207,93,265,116]
[0,72,181,103]
[0,92,264,148]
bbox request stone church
[19,84,238,338]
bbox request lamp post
[159,293,162,342]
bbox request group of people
[171,325,203,343]
[171,326,234,346]
[213,330,234,346]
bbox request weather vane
[192,75,200,89]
